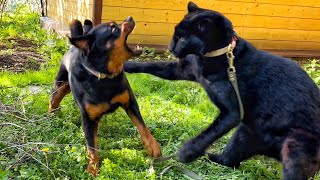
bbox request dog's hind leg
[81,113,100,177]
[123,92,162,158]
[281,135,320,180]
[207,124,267,168]
[49,64,70,112]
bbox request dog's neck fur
[81,50,118,75]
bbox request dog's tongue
[122,22,135,33]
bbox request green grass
[1,5,320,180]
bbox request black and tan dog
[49,17,161,176]
[124,2,320,180]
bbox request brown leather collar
[82,64,119,79]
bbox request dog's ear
[83,19,93,35]
[188,1,199,13]
[69,34,94,53]
[70,19,83,37]
[69,19,94,53]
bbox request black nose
[125,16,134,22]
[168,39,175,52]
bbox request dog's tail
[83,19,93,35]
[70,19,83,38]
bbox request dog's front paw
[145,135,162,158]
[48,104,59,113]
[207,153,240,168]
[178,140,204,163]
[87,161,99,177]
[207,153,221,163]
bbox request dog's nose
[125,16,134,23]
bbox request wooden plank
[129,35,320,50]
[241,15,320,31]
[102,0,186,10]
[62,0,94,5]
[48,0,94,7]
[101,6,184,24]
[244,3,320,19]
[127,34,171,45]
[231,0,320,7]
[48,9,92,27]
[51,8,93,20]
[242,28,320,42]
[128,43,320,58]
[266,50,320,58]
[101,7,320,31]
[102,19,320,43]
[102,0,320,13]
[62,1,93,15]
[100,20,176,36]
[47,0,93,20]
[249,40,320,50]
[127,34,320,51]
[63,11,92,23]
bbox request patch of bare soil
[0,38,45,73]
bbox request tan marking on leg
[49,82,70,112]
[111,90,130,105]
[127,111,162,158]
[85,102,110,120]
[86,124,99,177]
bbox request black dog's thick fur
[49,18,161,176]
[124,2,320,179]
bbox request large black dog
[49,17,161,176]
[124,2,320,179]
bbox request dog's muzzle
[122,16,135,34]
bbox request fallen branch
[6,152,28,170]
[16,147,56,179]
[0,122,25,129]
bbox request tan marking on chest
[107,36,132,74]
[111,90,130,106]
[85,102,110,120]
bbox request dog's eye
[197,23,205,32]
[111,25,117,33]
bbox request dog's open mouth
[121,16,142,56]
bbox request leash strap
[160,165,202,180]
[153,155,202,180]
[227,45,244,120]
[203,36,244,120]
[153,155,177,163]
